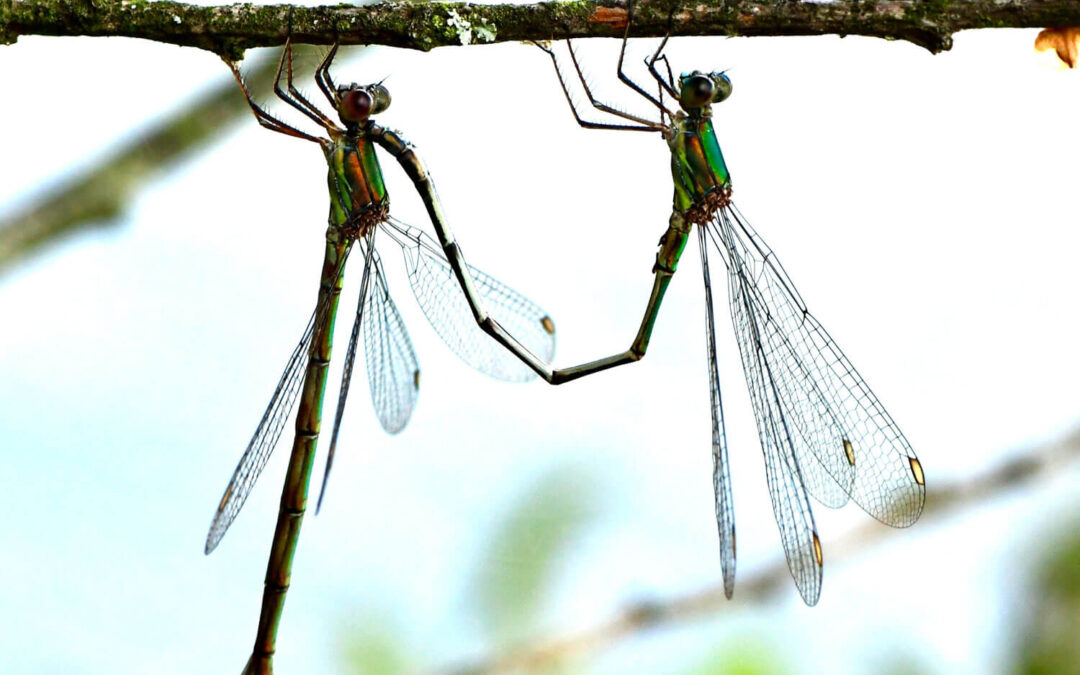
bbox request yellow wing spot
[843,439,855,466]
[540,316,556,335]
[909,457,925,486]
[413,369,421,389]
[812,532,823,567]
[218,484,233,512]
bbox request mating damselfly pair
[206,12,924,671]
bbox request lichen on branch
[2,0,1080,57]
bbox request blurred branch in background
[3,0,1080,55]
[0,54,275,276]
[440,426,1080,675]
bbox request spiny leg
[655,54,677,100]
[273,37,339,130]
[654,71,666,126]
[315,43,340,107]
[226,59,323,143]
[646,34,679,99]
[534,42,656,132]
[644,52,671,126]
[616,0,678,118]
[565,41,667,128]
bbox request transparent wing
[708,205,925,527]
[205,251,349,554]
[715,215,823,605]
[364,253,420,434]
[382,218,556,382]
[698,227,736,599]
[316,232,378,515]
[709,211,853,511]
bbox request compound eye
[368,85,391,115]
[341,89,373,122]
[712,73,733,103]
[683,75,713,107]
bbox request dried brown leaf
[1035,27,1080,68]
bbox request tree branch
[2,0,1080,57]
[0,55,284,274]
[440,426,1080,675]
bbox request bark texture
[2,0,1080,57]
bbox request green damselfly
[528,6,926,605]
[205,42,555,674]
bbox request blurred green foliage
[685,637,788,675]
[340,616,413,675]
[873,654,936,675]
[1016,508,1080,675]
[471,464,599,646]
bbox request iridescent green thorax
[326,129,389,239]
[667,112,732,224]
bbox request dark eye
[341,90,373,122]
[682,75,713,106]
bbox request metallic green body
[245,132,385,675]
[327,134,388,229]
[669,114,731,221]
[630,115,732,359]
[652,114,732,277]
[246,240,347,675]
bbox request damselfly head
[678,71,732,110]
[336,83,392,124]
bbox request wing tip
[793,531,824,606]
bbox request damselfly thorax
[667,111,733,226]
[325,127,390,240]
[655,111,733,276]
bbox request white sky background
[0,21,1078,675]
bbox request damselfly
[532,7,925,604]
[205,41,555,673]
